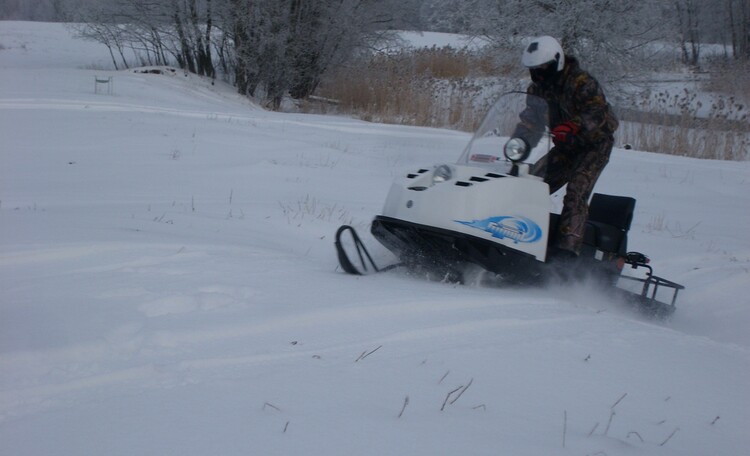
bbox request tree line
[58,0,406,109]
[3,0,748,107]
[420,0,749,63]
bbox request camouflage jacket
[527,56,618,147]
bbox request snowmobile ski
[334,225,401,275]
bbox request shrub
[312,48,748,161]
[314,47,516,132]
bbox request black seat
[586,193,636,255]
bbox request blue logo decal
[456,216,542,244]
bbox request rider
[516,36,619,258]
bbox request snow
[1,21,750,456]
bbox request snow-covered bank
[1,21,749,456]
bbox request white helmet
[522,36,564,71]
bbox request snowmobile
[335,92,684,317]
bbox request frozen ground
[1,22,749,456]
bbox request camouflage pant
[543,139,613,254]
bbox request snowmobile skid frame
[334,224,684,318]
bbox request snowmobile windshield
[457,92,551,171]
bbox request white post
[94,76,113,95]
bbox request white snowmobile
[335,92,684,317]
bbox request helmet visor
[529,61,558,83]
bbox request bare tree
[460,0,673,94]
[674,0,701,65]
[727,0,750,59]
[223,0,401,109]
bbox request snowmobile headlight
[504,138,530,162]
[432,164,453,183]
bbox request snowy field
[1,22,749,456]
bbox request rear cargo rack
[617,252,685,317]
